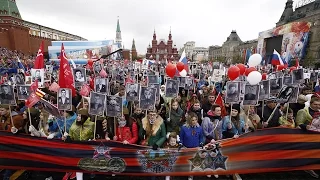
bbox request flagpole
[28,108,32,127]
[9,105,14,129]
[94,115,97,140]
[64,110,67,133]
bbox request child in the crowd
[166,99,184,138]
[279,108,295,128]
[164,132,179,180]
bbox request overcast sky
[16,0,291,54]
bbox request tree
[232,55,243,64]
[302,53,315,68]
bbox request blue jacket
[221,116,245,136]
[180,124,204,148]
[48,113,77,138]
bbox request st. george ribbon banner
[0,128,320,176]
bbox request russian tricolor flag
[17,57,27,73]
[179,49,188,72]
[271,49,287,66]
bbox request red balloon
[245,67,256,76]
[227,66,240,81]
[262,73,267,80]
[236,64,246,75]
[277,65,285,71]
[87,59,94,67]
[166,63,176,78]
[176,62,185,72]
[289,66,297,72]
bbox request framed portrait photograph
[31,68,45,88]
[89,92,106,116]
[17,85,31,100]
[94,78,108,94]
[57,88,72,111]
[270,78,283,94]
[40,98,62,119]
[148,75,158,84]
[0,85,16,105]
[165,79,179,98]
[292,69,304,84]
[15,74,25,85]
[283,76,293,86]
[259,80,270,101]
[178,77,186,88]
[93,62,103,75]
[139,87,156,110]
[149,83,160,101]
[288,87,300,103]
[185,77,194,90]
[73,68,86,87]
[225,81,241,103]
[160,67,165,75]
[310,71,318,82]
[46,65,53,74]
[25,76,32,85]
[126,83,140,102]
[243,84,260,105]
[105,95,122,117]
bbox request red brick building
[0,0,85,55]
[146,29,179,62]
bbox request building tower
[115,16,122,48]
[0,0,22,19]
[277,0,294,26]
[131,38,137,60]
[152,28,157,55]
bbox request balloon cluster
[165,62,187,78]
[227,54,263,85]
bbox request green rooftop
[0,0,22,19]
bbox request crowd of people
[0,53,319,180]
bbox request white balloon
[179,69,187,77]
[247,71,262,85]
[248,54,262,67]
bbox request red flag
[25,92,41,108]
[214,93,227,117]
[34,41,44,69]
[99,69,107,78]
[30,79,38,92]
[58,43,76,96]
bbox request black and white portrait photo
[292,69,304,84]
[93,62,103,74]
[73,68,86,87]
[89,92,106,116]
[270,78,282,94]
[149,83,160,101]
[283,76,293,85]
[243,85,259,105]
[57,88,72,110]
[185,77,194,90]
[165,79,179,98]
[15,74,25,85]
[310,71,318,82]
[225,81,240,103]
[106,95,122,117]
[31,68,45,88]
[160,67,165,75]
[178,77,186,88]
[95,78,108,94]
[139,87,156,110]
[0,85,15,105]
[134,62,141,72]
[259,80,270,100]
[17,85,31,100]
[126,83,140,101]
[148,75,158,84]
[46,65,53,74]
